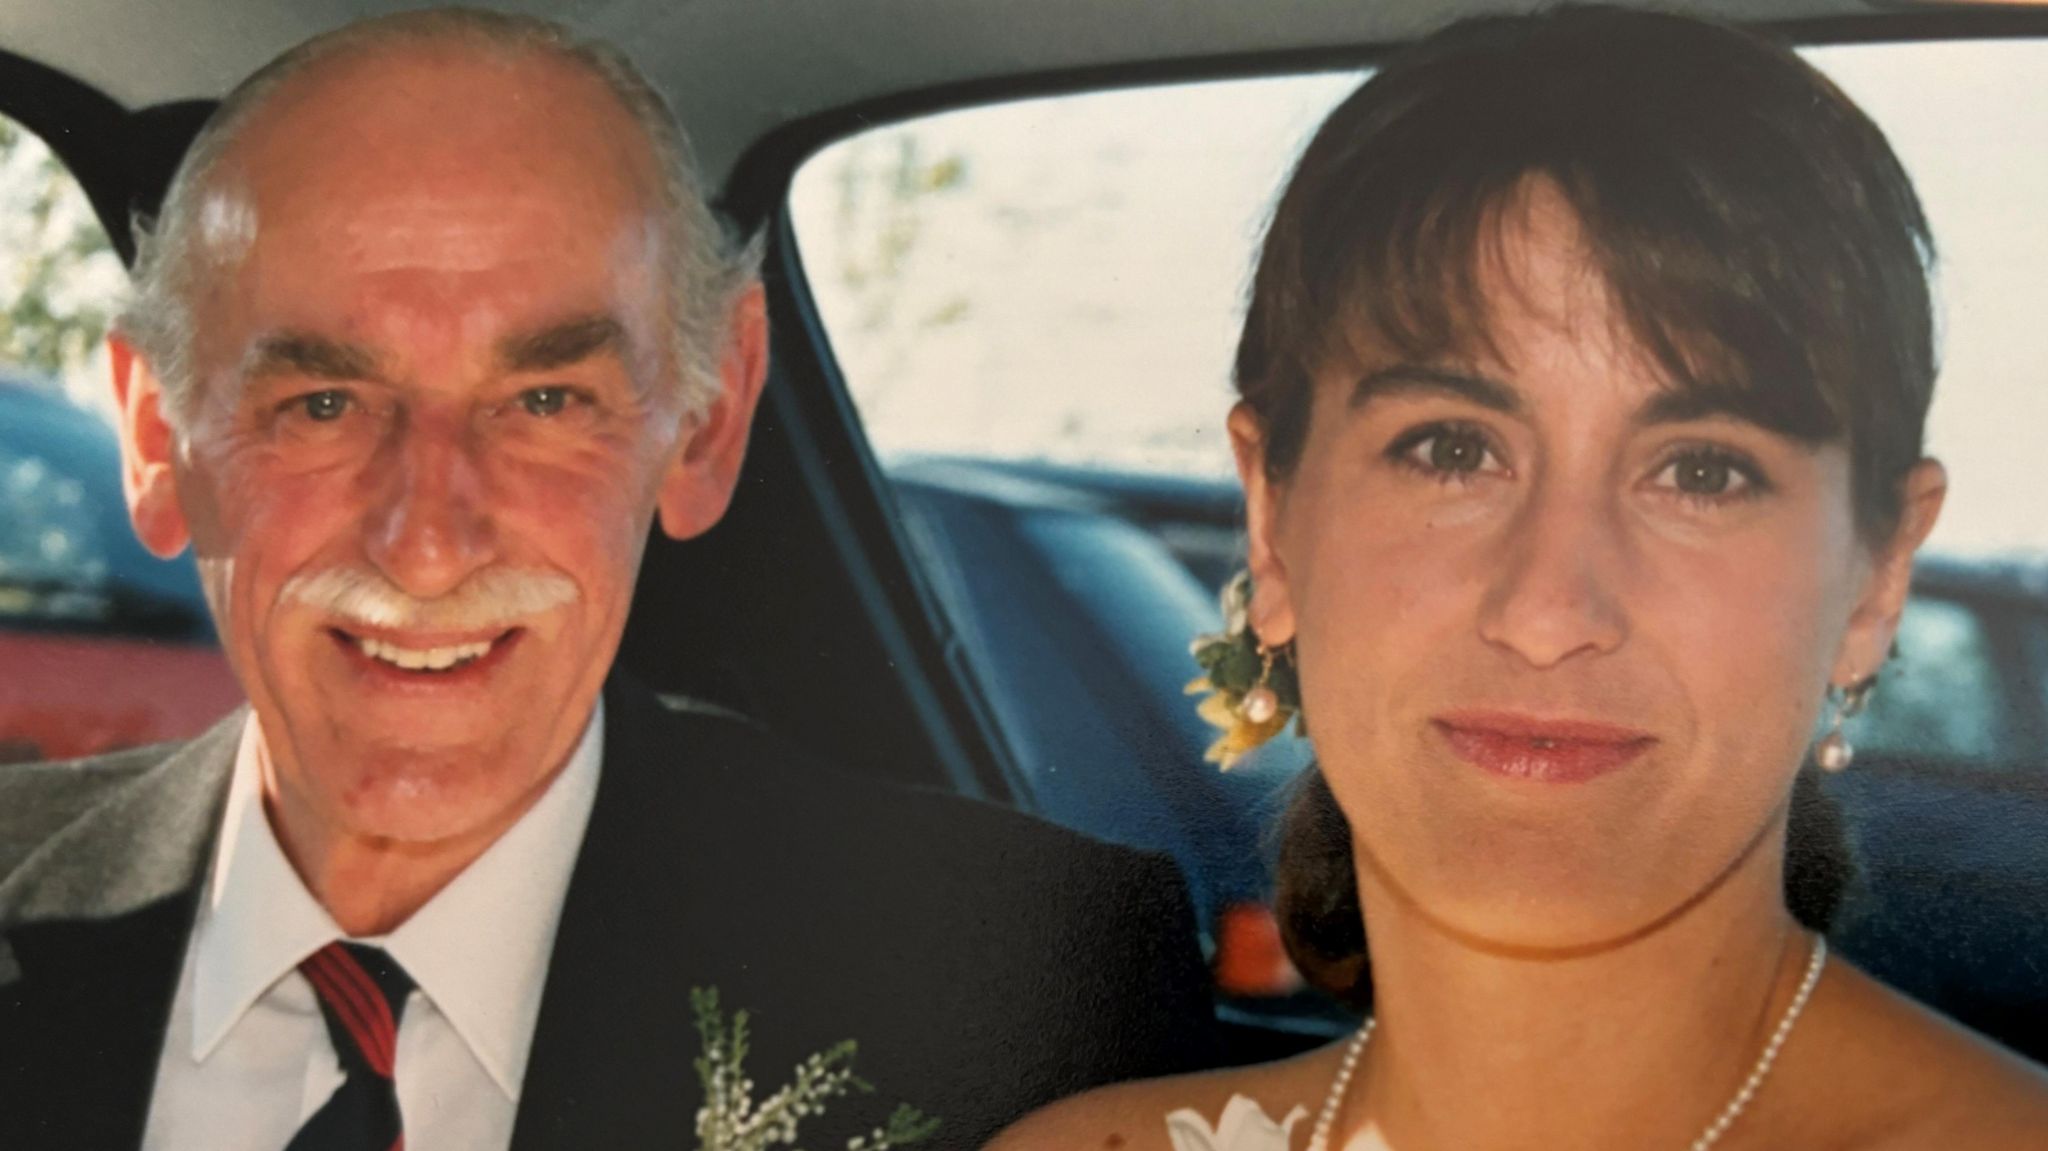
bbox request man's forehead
[194,44,671,302]
[221,38,663,226]
[197,172,669,359]
[267,190,623,273]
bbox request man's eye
[518,386,574,417]
[1389,422,1503,480]
[294,391,351,422]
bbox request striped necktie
[287,942,415,1151]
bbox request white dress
[1164,1096,1309,1151]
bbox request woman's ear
[1834,458,1946,686]
[1228,401,1298,648]
[109,334,193,559]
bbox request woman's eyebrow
[1632,386,1781,432]
[1351,364,1522,415]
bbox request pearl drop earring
[1816,674,1877,773]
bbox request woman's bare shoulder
[986,1040,1349,1151]
[1801,961,2048,1148]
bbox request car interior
[3,0,2046,1067]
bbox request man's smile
[328,625,523,679]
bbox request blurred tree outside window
[0,115,126,413]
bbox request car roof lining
[5,0,2047,204]
[725,8,2048,227]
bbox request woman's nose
[1475,479,1630,668]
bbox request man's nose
[1475,477,1630,669]
[362,417,497,601]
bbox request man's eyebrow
[498,315,628,374]
[245,332,385,383]
[1351,364,1523,416]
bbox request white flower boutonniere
[691,987,940,1151]
[1164,1096,1309,1151]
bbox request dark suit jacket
[0,675,1222,1149]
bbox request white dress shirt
[140,705,604,1151]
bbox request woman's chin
[1367,846,1723,956]
[1417,896,1681,957]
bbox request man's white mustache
[280,566,579,633]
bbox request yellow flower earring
[1187,571,1304,769]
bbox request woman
[992,8,2048,1150]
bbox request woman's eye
[1653,449,1765,501]
[518,386,574,417]
[1390,423,1502,480]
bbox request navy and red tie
[287,942,415,1151]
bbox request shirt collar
[190,717,338,1063]
[383,704,603,1098]
[190,702,605,1101]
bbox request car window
[784,39,2048,1024]
[0,113,241,764]
[793,44,2047,537]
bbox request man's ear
[1834,458,1946,686]
[1228,402,1298,648]
[657,282,770,541]
[109,334,192,558]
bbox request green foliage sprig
[691,987,939,1151]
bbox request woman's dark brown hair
[1244,6,1932,1011]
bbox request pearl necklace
[1305,935,1828,1151]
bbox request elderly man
[0,10,1219,1149]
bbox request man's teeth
[356,635,494,671]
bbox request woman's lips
[1432,713,1657,783]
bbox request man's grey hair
[121,7,762,430]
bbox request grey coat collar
[0,708,242,979]
[0,709,243,1148]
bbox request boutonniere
[692,987,940,1151]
